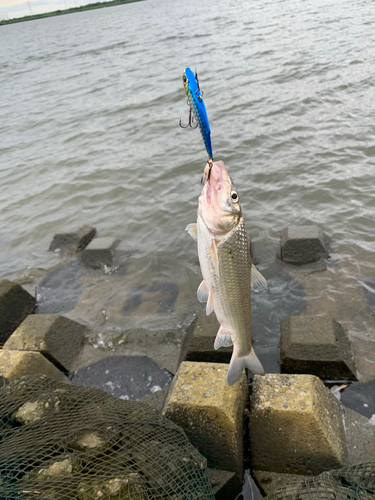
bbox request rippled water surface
[1,0,375,385]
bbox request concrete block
[253,470,310,497]
[280,225,328,264]
[162,361,248,484]
[49,225,96,253]
[180,312,232,364]
[80,237,120,269]
[0,279,35,344]
[249,374,348,475]
[0,350,69,383]
[207,469,238,500]
[4,314,87,373]
[280,316,357,380]
[343,406,375,465]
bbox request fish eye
[231,192,239,202]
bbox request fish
[186,160,267,385]
[181,68,213,160]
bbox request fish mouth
[199,161,239,235]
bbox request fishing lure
[180,68,213,161]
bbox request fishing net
[265,462,375,500]
[0,375,215,500]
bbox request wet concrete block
[280,316,357,380]
[0,350,69,383]
[249,374,348,475]
[253,470,310,497]
[139,386,169,413]
[80,237,120,269]
[343,406,375,465]
[180,312,232,364]
[280,225,329,264]
[0,279,36,344]
[3,314,87,372]
[207,469,238,500]
[49,225,96,253]
[162,361,248,492]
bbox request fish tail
[226,348,265,386]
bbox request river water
[1,0,375,408]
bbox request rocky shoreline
[0,224,375,499]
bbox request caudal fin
[226,348,265,386]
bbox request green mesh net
[0,375,215,500]
[265,462,375,500]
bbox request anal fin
[206,289,215,315]
[214,326,233,349]
[197,280,209,303]
[251,265,268,291]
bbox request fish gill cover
[0,375,215,500]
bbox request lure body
[183,68,213,159]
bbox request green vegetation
[0,0,143,25]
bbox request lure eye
[183,74,187,83]
[231,192,239,202]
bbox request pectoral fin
[185,223,198,241]
[208,238,219,276]
[251,265,268,291]
[214,326,233,349]
[206,290,215,315]
[197,280,209,303]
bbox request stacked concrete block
[280,316,357,380]
[180,312,232,364]
[280,225,329,264]
[49,225,96,254]
[80,237,120,269]
[0,280,35,344]
[0,350,69,383]
[163,361,248,496]
[3,314,87,372]
[249,374,348,475]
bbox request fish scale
[210,217,252,356]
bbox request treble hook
[179,102,198,129]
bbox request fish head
[182,68,197,97]
[199,160,242,235]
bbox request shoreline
[0,0,143,26]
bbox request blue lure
[180,68,213,160]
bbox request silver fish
[186,160,267,385]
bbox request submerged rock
[70,355,172,400]
[280,225,329,265]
